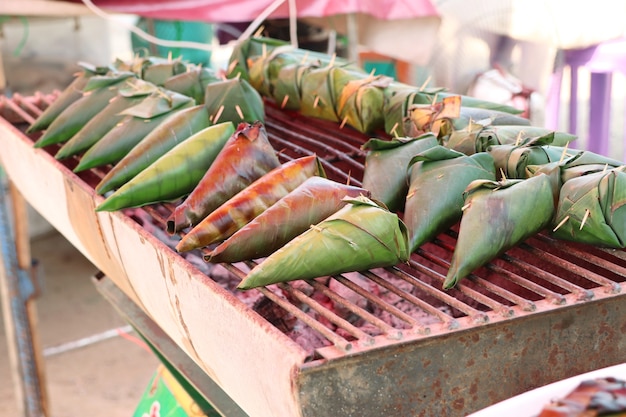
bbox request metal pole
[0,179,47,417]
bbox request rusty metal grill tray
[2,94,626,417]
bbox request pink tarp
[85,0,439,22]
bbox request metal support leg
[0,180,48,417]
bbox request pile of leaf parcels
[27,37,626,353]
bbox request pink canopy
[86,0,439,22]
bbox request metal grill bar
[5,94,626,364]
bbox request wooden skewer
[313,96,320,108]
[461,202,471,211]
[515,131,524,146]
[553,215,570,232]
[579,209,591,230]
[419,75,432,92]
[281,95,290,109]
[300,51,309,64]
[235,105,244,120]
[213,105,225,124]
[340,116,348,129]
[262,43,267,59]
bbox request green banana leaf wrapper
[139,57,189,86]
[526,149,625,185]
[55,78,159,160]
[445,123,577,156]
[227,36,346,81]
[237,195,410,290]
[207,177,369,263]
[383,84,522,137]
[334,69,393,133]
[247,45,302,98]
[270,62,314,110]
[551,166,626,248]
[34,72,137,148]
[162,66,222,104]
[167,121,281,234]
[361,133,439,212]
[489,136,624,180]
[95,104,210,194]
[404,146,496,252]
[444,174,557,289]
[227,37,292,81]
[204,78,265,124]
[96,122,235,211]
[176,155,326,252]
[74,90,196,172]
[299,65,341,123]
[27,62,112,133]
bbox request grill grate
[3,94,626,362]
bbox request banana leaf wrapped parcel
[27,62,112,133]
[162,66,222,104]
[55,78,159,160]
[334,69,393,133]
[207,177,369,263]
[96,122,235,211]
[361,133,438,212]
[204,77,265,124]
[383,84,522,137]
[74,89,196,172]
[489,137,624,180]
[34,71,137,148]
[404,146,496,252]
[444,123,577,156]
[167,121,280,234]
[237,195,409,290]
[551,166,626,248]
[444,175,557,289]
[176,155,326,252]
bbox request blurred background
[2,0,626,415]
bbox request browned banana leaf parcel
[208,177,370,263]
[176,155,325,252]
[167,121,280,234]
[237,195,409,290]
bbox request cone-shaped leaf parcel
[237,195,409,290]
[167,121,280,234]
[176,155,326,252]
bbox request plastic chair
[544,37,626,160]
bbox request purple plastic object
[545,37,626,160]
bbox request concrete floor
[1,11,626,417]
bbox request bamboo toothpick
[281,95,290,109]
[213,105,225,124]
[340,116,348,129]
[515,131,524,146]
[461,202,471,211]
[419,75,432,92]
[262,43,267,59]
[313,96,320,108]
[559,141,570,164]
[553,215,570,232]
[328,53,337,68]
[253,25,265,38]
[580,209,591,230]
[390,122,399,138]
[300,51,310,64]
[235,104,244,120]
[227,59,238,75]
